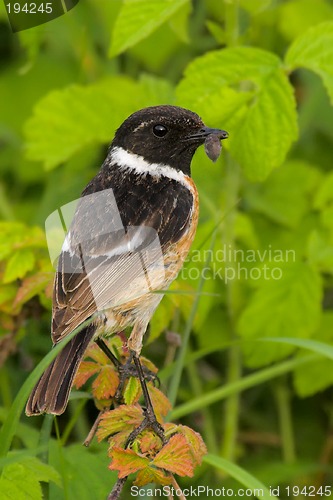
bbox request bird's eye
[153,124,168,138]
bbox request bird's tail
[26,325,95,416]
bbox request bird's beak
[188,127,229,141]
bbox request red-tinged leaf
[152,434,194,477]
[74,361,100,389]
[124,376,141,405]
[13,272,52,312]
[109,448,150,478]
[139,431,163,454]
[85,342,111,365]
[149,384,172,419]
[97,405,143,440]
[92,366,120,400]
[178,425,207,466]
[140,356,158,374]
[107,431,129,452]
[134,466,172,487]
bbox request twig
[108,477,127,500]
[83,409,105,447]
[171,476,187,500]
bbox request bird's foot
[94,338,159,402]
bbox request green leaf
[313,170,333,209]
[285,21,333,104]
[236,262,322,367]
[13,272,52,311]
[204,454,272,500]
[169,1,191,43]
[278,0,333,42]
[0,463,42,500]
[177,47,298,180]
[24,75,175,169]
[109,0,189,57]
[0,456,60,500]
[3,249,35,284]
[16,456,61,486]
[293,313,333,396]
[244,160,321,227]
[123,376,141,405]
[49,442,114,500]
[307,229,333,274]
[24,77,142,169]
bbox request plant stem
[186,353,218,454]
[274,379,296,463]
[220,0,241,462]
[171,354,319,420]
[224,0,239,47]
[167,232,217,408]
[221,154,241,461]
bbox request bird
[26,105,228,417]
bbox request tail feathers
[26,325,95,416]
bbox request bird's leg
[95,337,121,369]
[94,338,159,401]
[125,352,166,447]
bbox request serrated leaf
[3,249,35,284]
[139,431,163,454]
[109,448,150,478]
[92,366,119,400]
[237,262,322,367]
[124,376,141,405]
[177,47,298,180]
[178,425,207,466]
[0,456,60,500]
[152,434,194,477]
[85,342,111,365]
[109,0,188,57]
[244,160,321,227]
[24,76,147,169]
[285,21,333,103]
[134,466,171,487]
[97,405,143,441]
[0,463,42,500]
[108,430,130,452]
[17,456,61,486]
[74,361,100,389]
[149,384,172,420]
[49,442,114,500]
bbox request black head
[111,105,228,176]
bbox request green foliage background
[1,0,333,498]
